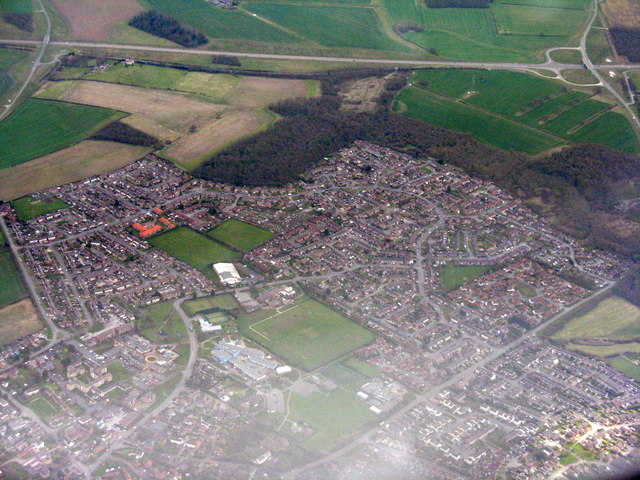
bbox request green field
[28,396,58,423]
[11,195,69,220]
[0,48,30,102]
[107,361,134,382]
[396,70,639,154]
[569,342,640,357]
[148,227,236,277]
[237,297,376,370]
[183,294,239,316]
[289,388,377,450]
[0,251,28,309]
[553,296,640,341]
[207,219,274,251]
[440,263,492,291]
[320,357,380,391]
[136,302,187,344]
[0,99,124,168]
[605,356,640,383]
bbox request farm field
[0,298,43,348]
[0,99,123,169]
[0,251,28,309]
[288,388,377,451]
[237,296,376,370]
[0,140,150,201]
[207,219,275,251]
[148,227,236,277]
[602,0,640,28]
[395,70,639,154]
[136,302,188,344]
[11,195,69,220]
[553,296,640,341]
[440,263,492,291]
[183,294,239,317]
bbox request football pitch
[207,219,274,251]
[238,297,375,370]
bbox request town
[0,142,638,480]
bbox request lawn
[0,298,43,348]
[28,396,58,422]
[207,219,274,251]
[237,297,376,370]
[394,86,564,154]
[136,301,187,344]
[107,361,134,382]
[289,389,377,451]
[569,342,640,357]
[605,355,640,383]
[11,195,69,220]
[183,294,239,316]
[440,263,492,291]
[148,227,236,277]
[553,296,640,341]
[0,99,124,169]
[0,251,28,309]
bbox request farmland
[440,263,492,291]
[237,296,376,370]
[0,298,43,348]
[207,219,275,251]
[0,251,28,309]
[0,99,123,169]
[148,227,236,277]
[394,69,639,154]
[0,48,31,103]
[11,195,69,220]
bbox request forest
[195,73,640,259]
[91,121,160,147]
[2,12,33,32]
[128,10,208,48]
[609,28,640,62]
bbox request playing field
[0,251,28,309]
[148,227,236,276]
[0,140,150,201]
[136,301,187,344]
[553,296,640,341]
[207,219,275,251]
[440,263,492,291]
[11,195,69,220]
[0,99,123,169]
[238,297,376,370]
[0,298,43,347]
[183,294,239,316]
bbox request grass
[136,302,187,344]
[553,296,640,341]
[237,296,376,370]
[559,452,579,466]
[0,251,28,309]
[569,342,640,357]
[11,195,69,220]
[107,362,134,382]
[207,219,274,251]
[183,294,239,316]
[440,263,491,291]
[0,99,124,169]
[0,298,42,347]
[27,396,58,422]
[289,388,377,451]
[0,48,31,102]
[148,227,236,278]
[605,356,640,383]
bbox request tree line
[128,10,208,48]
[610,27,640,62]
[91,121,160,147]
[3,12,33,32]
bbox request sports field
[553,296,640,341]
[0,251,28,309]
[207,219,275,251]
[183,294,239,316]
[11,195,69,220]
[237,296,375,370]
[0,298,43,347]
[441,263,492,291]
[0,99,124,169]
[148,227,236,276]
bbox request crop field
[136,302,187,344]
[0,251,28,309]
[11,195,69,220]
[441,263,492,291]
[149,227,236,276]
[0,298,42,348]
[602,0,640,28]
[207,219,275,251]
[0,99,123,169]
[183,294,239,316]
[568,110,640,154]
[0,140,150,201]
[539,99,609,135]
[289,388,376,450]
[493,4,588,36]
[394,86,564,154]
[238,297,376,370]
[553,296,640,341]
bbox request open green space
[27,396,58,422]
[553,296,640,341]
[321,361,371,391]
[148,227,236,277]
[107,361,134,382]
[237,296,375,370]
[605,356,640,383]
[569,342,640,357]
[0,99,124,169]
[559,452,579,466]
[440,263,492,291]
[0,48,30,101]
[183,294,239,316]
[0,251,28,309]
[207,219,274,251]
[289,388,377,451]
[136,301,187,344]
[11,195,69,220]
